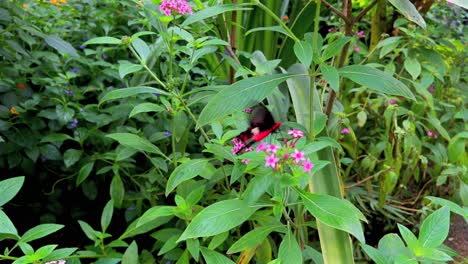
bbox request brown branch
[345,167,393,189]
[321,0,349,23]
[354,0,380,22]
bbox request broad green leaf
[99,87,169,105]
[303,138,342,153]
[200,247,235,264]
[388,0,426,30]
[197,74,295,128]
[165,159,211,196]
[417,248,452,261]
[40,144,62,161]
[404,57,421,80]
[227,225,286,254]
[378,233,406,260]
[177,199,259,242]
[181,4,252,27]
[40,133,74,143]
[76,162,94,185]
[187,238,200,261]
[0,176,24,207]
[20,224,64,243]
[42,248,78,262]
[78,220,97,241]
[426,115,450,141]
[447,132,468,164]
[137,206,175,227]
[110,174,124,208]
[320,64,339,92]
[298,190,366,243]
[158,235,179,255]
[106,133,164,156]
[419,207,450,248]
[122,241,138,264]
[203,144,235,162]
[34,244,57,259]
[425,196,468,219]
[63,149,82,168]
[397,224,419,251]
[44,34,78,57]
[321,37,352,62]
[0,210,18,237]
[339,65,415,100]
[242,174,274,205]
[129,103,165,118]
[361,244,389,264]
[130,31,157,42]
[294,40,313,68]
[101,200,114,232]
[278,231,302,264]
[132,38,150,63]
[83,36,122,45]
[208,232,228,250]
[119,61,143,79]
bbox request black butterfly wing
[249,105,276,131]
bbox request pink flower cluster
[427,130,439,139]
[160,0,193,16]
[341,127,350,135]
[356,30,365,37]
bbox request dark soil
[445,215,468,263]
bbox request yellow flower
[51,0,60,5]
[22,3,27,8]
[10,107,19,115]
[60,0,67,3]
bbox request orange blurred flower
[88,86,95,92]
[22,3,27,8]
[60,0,67,3]
[282,15,289,21]
[16,83,26,89]
[51,0,60,5]
[10,107,19,115]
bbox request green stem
[255,0,300,43]
[128,45,166,89]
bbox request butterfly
[233,104,281,154]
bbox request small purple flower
[447,1,453,6]
[354,46,360,52]
[341,127,350,134]
[69,118,78,129]
[428,86,435,94]
[79,44,86,50]
[127,205,136,211]
[224,49,230,56]
[101,53,107,59]
[389,99,397,105]
[328,27,335,32]
[41,156,47,162]
[70,68,79,74]
[356,30,365,37]
[244,107,252,113]
[153,93,160,97]
[64,89,75,97]
[164,130,171,137]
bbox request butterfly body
[233,105,281,154]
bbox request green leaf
[197,74,295,128]
[246,26,294,40]
[387,0,426,30]
[132,38,151,63]
[425,196,468,219]
[130,31,157,42]
[166,159,212,196]
[83,36,122,45]
[0,176,24,207]
[404,57,421,80]
[361,244,389,264]
[294,40,313,69]
[122,241,138,264]
[419,207,450,248]
[339,65,415,100]
[63,149,82,168]
[106,133,164,156]
[177,199,259,242]
[101,200,114,232]
[137,206,175,227]
[378,233,406,260]
[208,232,228,250]
[0,210,18,237]
[448,132,468,164]
[278,231,302,264]
[203,144,235,162]
[320,64,339,92]
[303,138,343,153]
[42,248,78,262]
[119,61,143,79]
[227,225,286,254]
[40,133,74,143]
[110,174,124,208]
[181,4,252,27]
[321,37,352,62]
[426,115,450,141]
[397,223,419,252]
[200,247,235,264]
[20,224,64,243]
[44,34,78,57]
[187,239,200,261]
[76,162,94,186]
[417,247,452,261]
[40,144,62,161]
[242,174,274,205]
[298,190,367,243]
[129,103,165,118]
[34,244,57,259]
[78,220,97,241]
[99,87,169,105]
[158,235,179,255]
